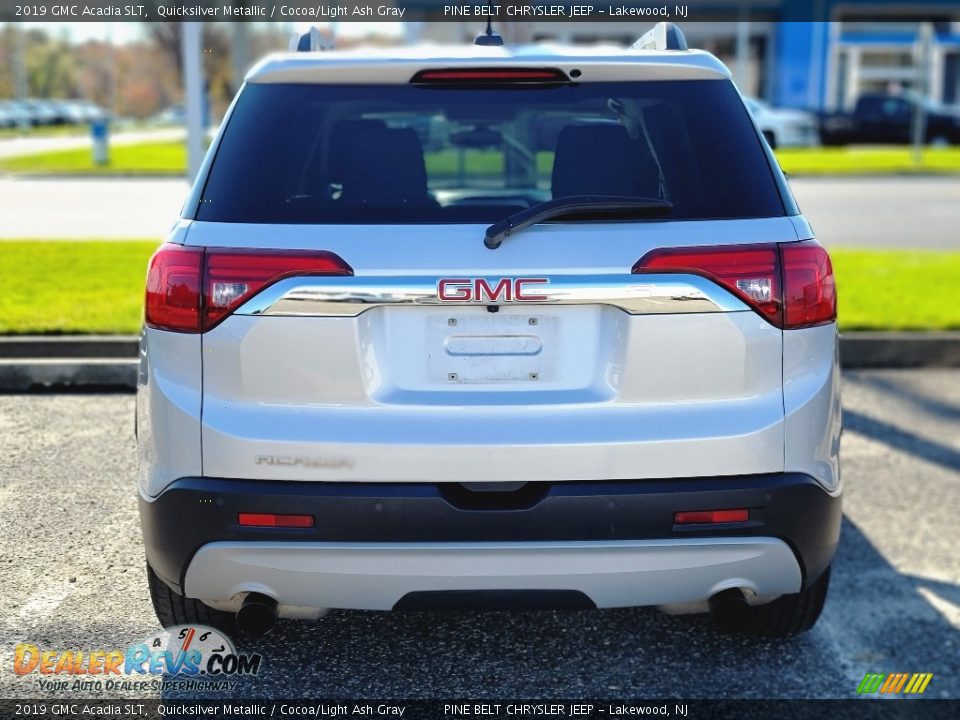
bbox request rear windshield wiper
[485,195,673,249]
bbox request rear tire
[710,565,831,638]
[147,562,237,635]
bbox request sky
[3,21,404,45]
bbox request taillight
[202,249,352,330]
[144,245,353,333]
[632,241,836,329]
[781,242,837,329]
[145,244,203,333]
[634,244,781,324]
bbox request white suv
[137,23,840,639]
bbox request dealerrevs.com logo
[13,625,262,692]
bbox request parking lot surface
[0,369,958,699]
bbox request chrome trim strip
[234,274,748,317]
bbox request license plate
[426,314,557,383]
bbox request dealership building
[410,0,960,110]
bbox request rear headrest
[334,120,432,206]
[551,125,661,199]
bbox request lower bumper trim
[183,538,802,611]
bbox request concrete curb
[839,332,960,369]
[0,336,138,359]
[0,359,137,392]
[2,332,959,392]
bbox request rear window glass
[196,79,784,224]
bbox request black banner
[0,0,955,24]
[0,700,958,720]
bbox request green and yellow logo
[857,672,933,695]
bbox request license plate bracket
[426,314,557,383]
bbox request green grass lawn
[777,147,960,175]
[3,141,960,176]
[0,141,186,175]
[831,249,960,330]
[0,240,158,334]
[0,241,958,334]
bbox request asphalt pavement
[1,176,958,248]
[0,369,957,700]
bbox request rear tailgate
[192,217,795,483]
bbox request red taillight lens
[238,513,314,528]
[675,509,749,525]
[145,244,203,333]
[632,241,836,330]
[202,249,352,330]
[634,244,782,325]
[144,245,353,333]
[781,242,837,329]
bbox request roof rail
[631,22,688,51]
[290,27,334,52]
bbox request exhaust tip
[236,592,278,638]
[708,588,752,631]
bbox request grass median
[3,142,960,176]
[0,141,186,175]
[0,240,958,335]
[0,240,158,334]
[776,146,960,175]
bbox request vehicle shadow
[843,409,960,473]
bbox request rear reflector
[238,513,314,528]
[633,241,836,329]
[144,245,353,333]
[675,509,749,525]
[411,68,569,84]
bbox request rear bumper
[141,472,840,609]
[184,538,802,611]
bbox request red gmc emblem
[437,278,549,303]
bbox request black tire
[762,130,777,149]
[709,565,831,638]
[146,562,237,635]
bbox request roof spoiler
[631,22,689,51]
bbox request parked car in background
[743,97,819,148]
[18,99,58,126]
[0,101,30,128]
[59,100,108,125]
[149,104,186,126]
[819,93,960,146]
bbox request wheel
[762,130,777,149]
[709,565,831,638]
[146,562,237,635]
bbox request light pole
[181,22,205,183]
[911,22,933,166]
